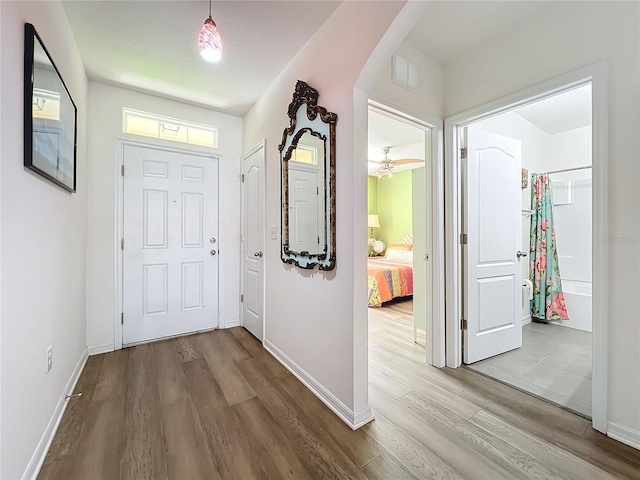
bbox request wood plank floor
[39,301,640,479]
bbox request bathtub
[561,280,592,332]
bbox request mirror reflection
[287,130,326,254]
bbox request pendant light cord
[209,0,212,18]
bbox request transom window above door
[122,108,219,148]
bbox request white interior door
[288,167,320,253]
[241,144,265,341]
[123,145,218,345]
[463,127,522,364]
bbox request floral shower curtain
[530,173,569,321]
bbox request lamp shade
[367,214,380,228]
[199,17,222,62]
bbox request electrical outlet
[46,346,53,374]
[270,225,278,240]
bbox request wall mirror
[24,23,77,192]
[279,81,337,270]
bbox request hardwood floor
[39,305,639,479]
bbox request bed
[367,244,414,307]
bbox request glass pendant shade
[199,17,222,62]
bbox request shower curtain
[530,173,569,321]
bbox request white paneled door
[241,144,265,341]
[463,127,523,364]
[123,145,218,345]
[288,167,320,253]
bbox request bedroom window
[122,108,219,148]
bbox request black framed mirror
[279,81,337,270]
[24,23,77,193]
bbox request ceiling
[514,85,592,135]
[61,1,340,116]
[405,1,550,64]
[368,110,425,176]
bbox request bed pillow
[386,248,413,263]
[387,243,412,251]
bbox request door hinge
[121,313,124,324]
[460,147,467,159]
[317,187,319,194]
[121,238,124,249]
[121,165,125,176]
[241,173,245,182]
[461,318,468,330]
[460,233,467,245]
[318,236,320,244]
[240,294,244,303]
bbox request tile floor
[466,321,592,418]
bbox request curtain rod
[544,165,592,175]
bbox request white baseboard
[88,342,114,355]
[264,339,374,430]
[522,315,532,326]
[608,421,640,450]
[224,319,241,329]
[22,347,89,480]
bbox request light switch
[270,225,278,240]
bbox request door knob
[517,251,527,258]
[254,251,263,258]
[210,249,217,256]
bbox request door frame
[240,140,267,342]
[443,62,608,432]
[368,99,446,367]
[114,139,222,350]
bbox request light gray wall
[0,2,89,478]
[242,1,408,415]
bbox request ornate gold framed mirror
[279,81,337,270]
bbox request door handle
[517,251,527,258]
[254,251,263,258]
[210,249,217,256]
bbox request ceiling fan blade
[391,158,424,165]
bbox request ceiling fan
[368,146,423,179]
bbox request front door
[241,144,265,341]
[123,145,219,345]
[463,127,523,363]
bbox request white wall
[243,1,408,418]
[548,126,592,173]
[444,1,640,435]
[86,82,243,351]
[0,2,88,478]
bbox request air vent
[392,54,420,93]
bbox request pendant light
[198,0,222,62]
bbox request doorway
[121,143,220,346]
[365,101,445,369]
[444,65,608,431]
